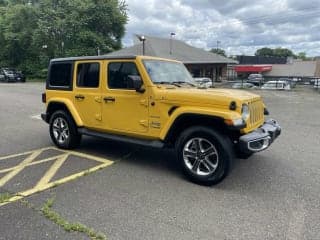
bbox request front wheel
[175,126,234,185]
[49,110,81,149]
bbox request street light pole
[138,35,146,55]
[170,32,176,55]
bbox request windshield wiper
[172,81,196,87]
[154,81,181,87]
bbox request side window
[49,63,72,87]
[77,62,100,88]
[108,62,140,89]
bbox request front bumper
[239,119,281,153]
[7,77,16,82]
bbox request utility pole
[216,40,221,50]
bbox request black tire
[49,110,81,149]
[175,126,234,185]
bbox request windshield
[143,60,195,85]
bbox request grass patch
[41,198,106,240]
[0,192,13,203]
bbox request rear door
[73,61,103,128]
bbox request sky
[122,0,320,57]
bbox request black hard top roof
[50,55,137,62]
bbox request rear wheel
[49,110,81,149]
[175,126,234,185]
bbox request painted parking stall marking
[30,114,42,120]
[0,147,113,206]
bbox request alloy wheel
[183,137,219,176]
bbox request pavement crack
[2,193,107,240]
[40,197,107,240]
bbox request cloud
[123,0,320,56]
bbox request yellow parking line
[0,150,42,187]
[0,147,54,161]
[35,153,69,188]
[0,161,113,207]
[65,150,112,163]
[0,147,114,207]
[0,154,66,174]
[0,151,33,161]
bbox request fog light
[248,137,271,152]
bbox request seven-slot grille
[248,101,264,126]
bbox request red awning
[234,65,272,73]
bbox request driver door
[101,61,149,134]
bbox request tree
[255,47,274,57]
[34,0,127,58]
[273,47,295,58]
[297,52,307,60]
[0,0,128,77]
[255,47,296,58]
[0,4,38,68]
[210,48,226,57]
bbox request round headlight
[241,104,250,120]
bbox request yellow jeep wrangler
[41,55,281,185]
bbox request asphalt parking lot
[0,82,320,240]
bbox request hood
[160,87,261,108]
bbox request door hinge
[95,114,102,121]
[139,99,148,107]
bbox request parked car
[261,80,291,90]
[0,68,25,82]
[41,55,281,185]
[232,82,258,89]
[0,69,5,82]
[314,79,320,89]
[247,74,264,86]
[278,78,297,88]
[193,77,214,88]
[14,70,26,82]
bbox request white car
[314,79,320,89]
[261,81,291,90]
[232,82,258,89]
[193,77,213,88]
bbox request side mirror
[128,75,145,93]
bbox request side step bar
[78,128,164,148]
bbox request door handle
[75,94,85,100]
[103,96,115,102]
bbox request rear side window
[76,63,100,88]
[49,63,72,87]
[108,62,140,89]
